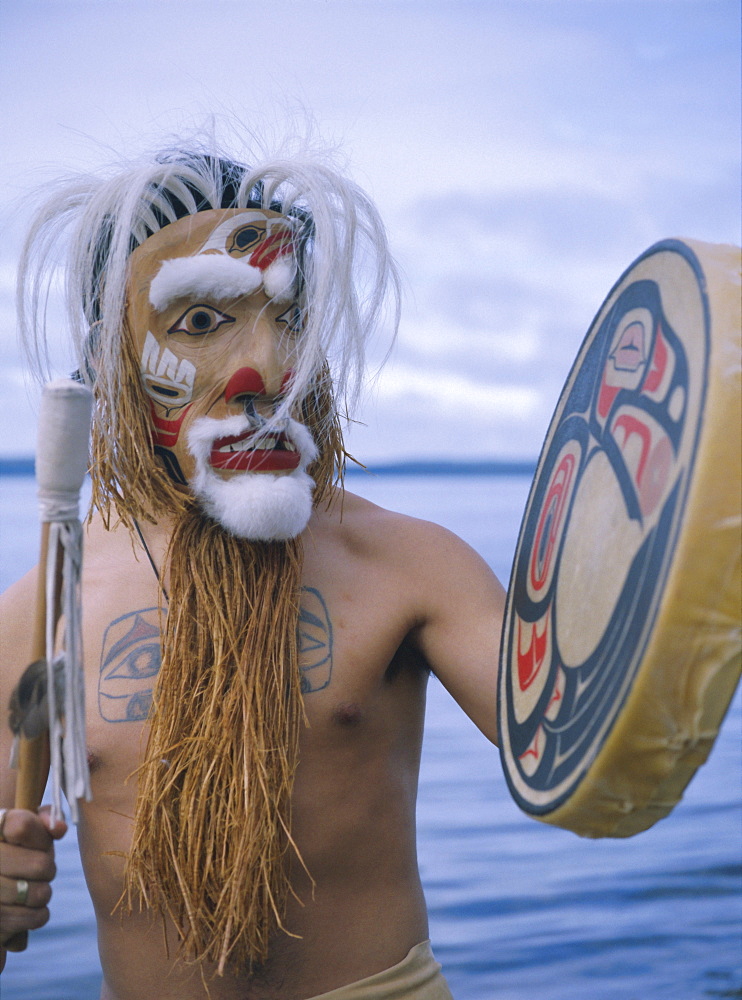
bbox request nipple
[332,702,363,727]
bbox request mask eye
[228,224,263,255]
[276,303,302,336]
[167,304,235,337]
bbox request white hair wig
[17,133,400,471]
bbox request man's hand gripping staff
[1,379,93,967]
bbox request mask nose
[224,367,267,406]
[224,367,295,426]
[223,310,292,407]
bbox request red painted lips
[209,430,301,473]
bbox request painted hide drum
[498,239,741,838]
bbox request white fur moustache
[186,414,318,541]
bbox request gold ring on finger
[15,879,29,906]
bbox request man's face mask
[126,208,318,540]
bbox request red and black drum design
[498,239,716,831]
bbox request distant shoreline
[346,459,537,477]
[0,457,537,478]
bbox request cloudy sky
[0,0,739,462]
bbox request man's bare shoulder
[311,487,500,611]
[0,567,39,682]
[319,487,486,563]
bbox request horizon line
[0,456,538,478]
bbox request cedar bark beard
[126,521,305,972]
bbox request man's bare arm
[393,517,506,745]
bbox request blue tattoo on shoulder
[298,587,333,694]
[98,607,161,722]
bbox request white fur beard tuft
[186,416,318,541]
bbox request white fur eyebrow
[149,254,263,311]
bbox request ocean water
[0,471,740,1000]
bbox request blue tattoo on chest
[297,587,333,693]
[98,588,333,721]
[98,608,160,722]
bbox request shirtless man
[0,147,505,999]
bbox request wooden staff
[12,521,56,810]
[10,379,92,811]
[12,378,93,808]
[7,379,92,949]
